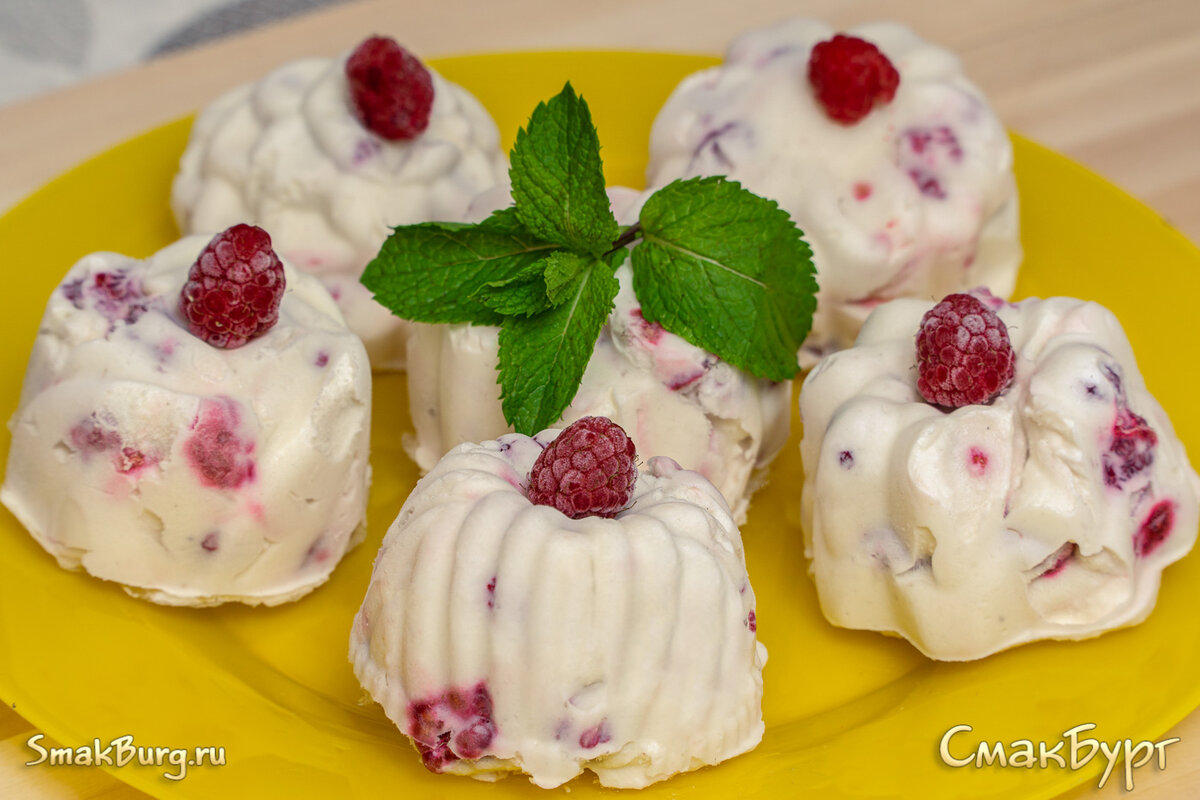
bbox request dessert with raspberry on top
[1,225,371,606]
[172,36,509,369]
[647,19,1021,363]
[349,417,766,787]
[798,290,1199,659]
[405,186,792,525]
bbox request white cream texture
[1,236,372,606]
[171,54,509,368]
[647,19,1021,362]
[799,294,1199,660]
[350,432,765,788]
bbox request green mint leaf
[632,176,817,381]
[361,217,560,325]
[472,267,551,317]
[543,247,628,306]
[497,252,621,434]
[509,82,619,257]
[607,246,630,271]
[476,204,526,234]
[542,251,592,305]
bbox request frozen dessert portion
[405,186,791,524]
[350,418,766,787]
[406,262,791,524]
[799,290,1200,660]
[647,19,1021,362]
[1,228,372,606]
[172,36,509,369]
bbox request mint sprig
[363,83,817,435]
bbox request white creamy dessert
[349,430,766,787]
[407,186,791,524]
[171,45,509,369]
[1,235,372,606]
[647,19,1021,362]
[406,261,791,524]
[799,292,1200,660]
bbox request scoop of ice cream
[647,19,1021,363]
[171,52,509,369]
[349,431,765,788]
[1,235,372,606]
[798,291,1199,660]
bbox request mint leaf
[509,83,619,257]
[361,216,560,325]
[632,176,816,381]
[497,252,621,434]
[476,204,527,234]
[472,268,551,317]
[542,251,591,305]
[545,249,629,305]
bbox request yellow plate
[1,51,1198,800]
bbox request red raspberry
[807,34,900,124]
[527,417,638,519]
[180,224,285,349]
[345,36,434,141]
[916,293,1016,408]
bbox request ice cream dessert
[350,417,766,787]
[406,268,790,525]
[404,186,792,524]
[1,226,372,606]
[646,19,1021,362]
[798,290,1200,660]
[171,36,509,369]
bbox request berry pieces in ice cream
[350,430,766,787]
[1,235,372,606]
[798,292,1199,659]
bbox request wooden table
[1,0,1197,797]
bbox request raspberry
[807,34,900,124]
[1104,406,1157,487]
[916,293,1016,408]
[180,224,285,349]
[407,682,496,772]
[527,417,637,519]
[345,36,434,141]
[1135,500,1175,558]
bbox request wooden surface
[1,0,1198,797]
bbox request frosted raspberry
[180,224,285,349]
[807,34,900,124]
[916,293,1016,408]
[528,417,637,519]
[345,36,434,141]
